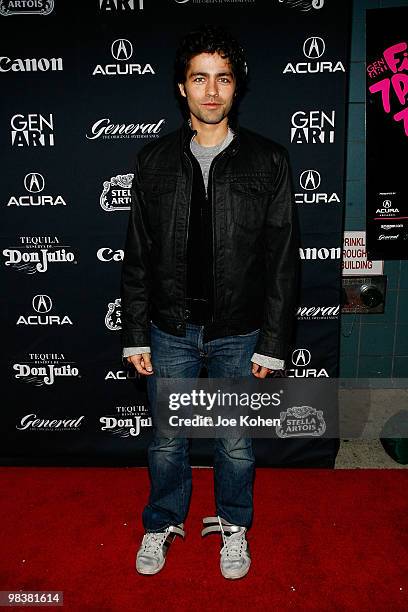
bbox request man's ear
[178,82,186,98]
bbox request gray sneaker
[136,523,185,575]
[201,516,251,579]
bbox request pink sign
[368,42,408,136]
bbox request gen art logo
[99,0,143,9]
[11,113,55,147]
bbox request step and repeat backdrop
[1,0,350,466]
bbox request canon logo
[299,247,341,260]
[97,247,124,261]
[0,56,63,72]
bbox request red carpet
[0,467,407,611]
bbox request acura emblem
[303,36,325,59]
[292,348,311,367]
[111,39,133,61]
[24,173,45,194]
[299,170,321,191]
[32,294,52,313]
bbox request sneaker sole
[220,559,251,580]
[136,557,166,575]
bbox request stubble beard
[191,103,230,126]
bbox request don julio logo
[278,0,325,10]
[0,0,54,15]
[2,235,77,274]
[100,406,151,437]
[13,353,80,386]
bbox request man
[120,24,300,579]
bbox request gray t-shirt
[190,127,235,192]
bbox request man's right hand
[127,352,154,376]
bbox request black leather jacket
[120,119,300,361]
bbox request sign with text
[342,231,383,276]
[366,7,408,259]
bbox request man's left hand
[251,363,272,378]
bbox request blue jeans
[143,321,260,532]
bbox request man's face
[178,51,236,126]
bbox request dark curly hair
[174,24,249,120]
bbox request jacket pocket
[230,180,272,231]
[141,175,178,229]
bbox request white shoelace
[217,516,247,560]
[140,531,169,555]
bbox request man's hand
[127,352,154,376]
[251,363,272,378]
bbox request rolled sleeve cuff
[122,346,151,358]
[251,352,285,370]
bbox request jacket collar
[181,117,240,156]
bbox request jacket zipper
[183,147,194,323]
[206,148,228,324]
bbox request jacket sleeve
[253,147,300,362]
[120,155,152,348]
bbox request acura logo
[24,173,45,194]
[111,39,133,61]
[303,37,325,59]
[32,294,52,313]
[383,200,392,207]
[299,170,321,191]
[292,348,311,367]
